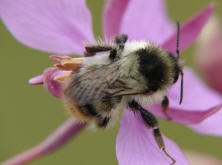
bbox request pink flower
[0,0,221,165]
[195,16,222,94]
[193,16,222,136]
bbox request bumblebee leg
[84,34,128,57]
[161,96,172,120]
[84,45,113,57]
[97,117,110,128]
[128,100,176,165]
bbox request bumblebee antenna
[176,21,180,59]
[179,72,184,104]
[176,21,184,104]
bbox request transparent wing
[65,60,148,106]
[66,62,121,106]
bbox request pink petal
[167,68,221,112]
[120,0,175,44]
[43,67,70,98]
[103,0,129,40]
[162,3,215,54]
[28,75,43,85]
[0,0,94,54]
[149,104,222,125]
[148,68,222,135]
[116,110,191,165]
[188,109,222,136]
[195,16,222,94]
[191,18,222,136]
[1,118,86,165]
[104,0,174,44]
[49,55,72,63]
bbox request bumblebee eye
[109,49,117,61]
[173,65,180,83]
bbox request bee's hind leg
[128,100,176,165]
[161,96,172,120]
[97,117,110,128]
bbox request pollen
[51,55,84,83]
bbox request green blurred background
[0,0,222,164]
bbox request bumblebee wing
[105,79,145,97]
[66,62,121,106]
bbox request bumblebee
[55,23,183,164]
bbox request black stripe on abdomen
[83,104,100,117]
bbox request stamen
[55,58,84,71]
[54,72,72,83]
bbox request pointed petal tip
[188,104,222,137]
[201,103,222,121]
[28,75,44,85]
[149,103,222,125]
[162,3,215,54]
[208,2,216,9]
[201,2,215,17]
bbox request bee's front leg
[84,45,113,57]
[84,34,128,57]
[161,96,172,120]
[128,100,176,165]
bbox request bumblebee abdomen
[63,98,109,126]
[63,99,94,122]
[63,88,122,127]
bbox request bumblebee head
[137,21,184,104]
[135,46,183,93]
